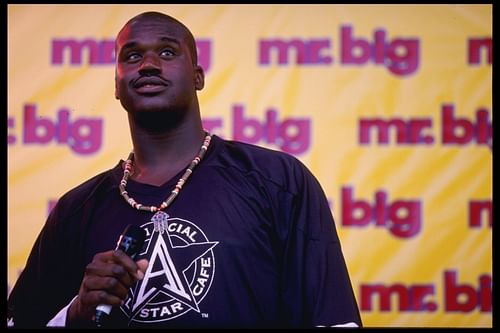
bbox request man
[7,11,362,328]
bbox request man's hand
[67,249,148,326]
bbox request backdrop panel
[7,4,492,327]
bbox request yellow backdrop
[7,4,492,327]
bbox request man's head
[115,12,198,66]
[114,11,204,129]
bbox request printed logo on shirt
[121,212,219,323]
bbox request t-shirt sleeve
[280,160,362,327]
[7,170,113,328]
[7,199,85,327]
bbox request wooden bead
[119,132,212,213]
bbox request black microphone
[94,224,146,328]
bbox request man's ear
[115,76,120,100]
[194,65,205,90]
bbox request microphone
[94,224,146,328]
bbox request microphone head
[116,224,146,259]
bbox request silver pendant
[152,211,169,234]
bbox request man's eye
[160,49,175,57]
[126,53,141,62]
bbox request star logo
[121,212,218,323]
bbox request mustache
[132,75,169,88]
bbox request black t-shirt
[8,135,361,328]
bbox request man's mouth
[133,77,168,94]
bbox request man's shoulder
[52,164,119,216]
[212,136,313,191]
[216,136,303,168]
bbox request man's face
[115,17,203,115]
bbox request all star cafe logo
[121,211,218,323]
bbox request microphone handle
[94,305,112,328]
[94,224,145,328]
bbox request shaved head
[116,11,198,65]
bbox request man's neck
[128,120,205,186]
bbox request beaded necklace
[119,132,212,213]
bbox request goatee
[131,108,185,133]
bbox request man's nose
[139,52,161,74]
